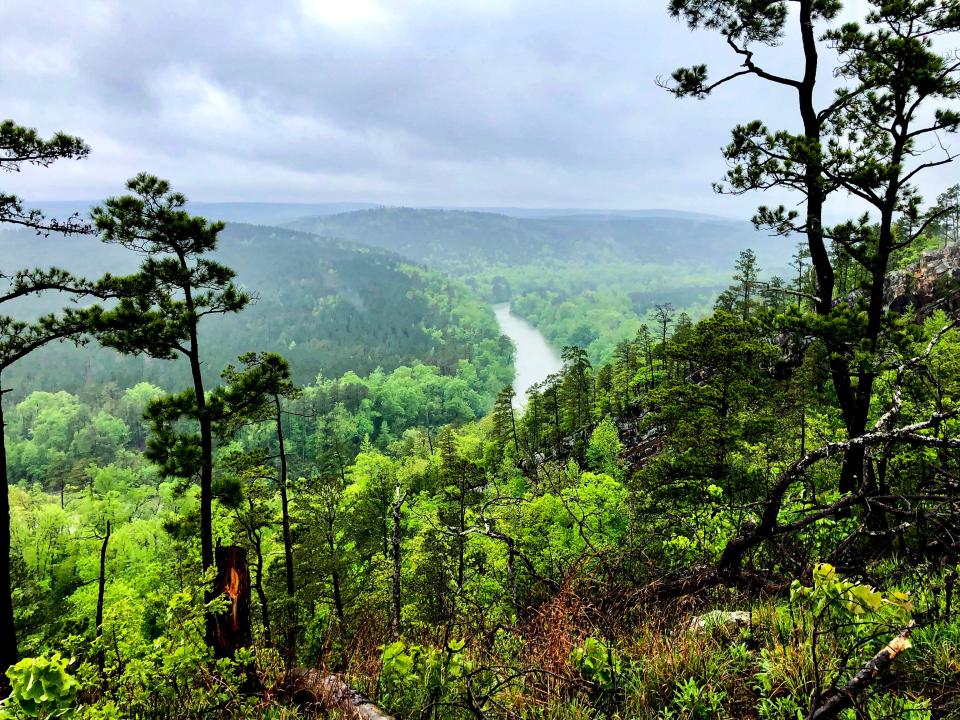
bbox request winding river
[492,303,563,406]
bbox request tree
[648,311,778,493]
[652,303,674,379]
[561,346,592,434]
[935,183,960,247]
[1,120,90,233]
[89,174,249,573]
[219,353,300,602]
[317,403,357,483]
[664,0,960,497]
[219,451,276,647]
[586,416,624,479]
[731,249,760,319]
[491,385,519,457]
[1,120,96,684]
[295,474,355,629]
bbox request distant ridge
[433,207,734,221]
[284,206,791,274]
[26,200,741,227]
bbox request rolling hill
[283,207,791,275]
[0,223,507,394]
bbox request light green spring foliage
[586,416,623,479]
[1,653,77,719]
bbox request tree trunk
[96,520,111,671]
[275,398,297,661]
[331,570,345,626]
[390,493,403,637]
[180,274,213,574]
[252,537,272,647]
[211,545,253,659]
[275,397,295,599]
[0,387,17,691]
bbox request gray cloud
[1,1,956,218]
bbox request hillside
[0,223,509,394]
[284,207,789,274]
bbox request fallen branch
[279,668,394,720]
[807,621,915,720]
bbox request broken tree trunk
[279,668,394,720]
[210,545,252,659]
[95,520,111,671]
[807,621,915,720]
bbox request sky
[1,0,955,219]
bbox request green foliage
[570,637,621,692]
[379,639,471,715]
[667,677,726,720]
[586,417,623,479]
[1,653,78,719]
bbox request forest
[5,1,960,719]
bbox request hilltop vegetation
[1,223,510,394]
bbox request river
[492,303,564,406]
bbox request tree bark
[210,545,253,659]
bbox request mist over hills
[284,206,790,275]
[29,200,740,225]
[26,201,788,277]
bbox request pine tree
[218,353,300,599]
[935,184,960,247]
[730,249,760,319]
[89,174,249,574]
[491,385,520,456]
[561,346,593,434]
[665,0,960,496]
[1,120,90,233]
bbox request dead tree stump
[211,545,252,659]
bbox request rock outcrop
[887,242,960,315]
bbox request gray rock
[687,610,752,633]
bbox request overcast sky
[1,0,955,218]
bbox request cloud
[0,0,955,219]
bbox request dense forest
[6,1,960,719]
